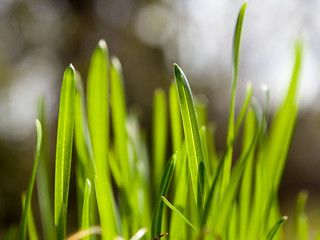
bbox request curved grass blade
[36,97,54,240]
[19,119,42,240]
[81,179,91,240]
[169,82,183,153]
[129,228,147,240]
[54,65,76,239]
[174,63,207,214]
[221,1,247,194]
[151,154,176,239]
[152,88,168,194]
[162,196,197,232]
[266,216,288,240]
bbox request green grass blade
[36,97,54,240]
[110,56,130,188]
[170,143,189,240]
[239,106,256,240]
[87,40,120,239]
[195,94,208,128]
[21,194,39,240]
[151,154,176,239]
[87,39,109,177]
[293,191,308,239]
[297,214,308,240]
[152,88,168,194]
[266,216,288,240]
[221,1,247,194]
[169,82,183,153]
[162,196,197,232]
[19,119,42,240]
[81,179,91,240]
[130,228,147,240]
[54,65,76,239]
[174,63,207,215]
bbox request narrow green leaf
[221,1,247,194]
[87,40,120,239]
[54,65,76,239]
[81,179,91,240]
[239,107,256,240]
[293,191,308,239]
[130,228,147,240]
[87,39,109,177]
[174,63,208,214]
[195,94,208,128]
[36,97,54,240]
[19,119,42,240]
[151,154,176,239]
[169,82,183,153]
[152,88,168,194]
[266,216,288,240]
[21,193,39,240]
[162,196,197,232]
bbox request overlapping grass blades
[54,65,75,239]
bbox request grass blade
[169,82,183,152]
[21,194,39,240]
[81,179,91,240]
[221,1,247,194]
[36,97,54,240]
[266,216,288,240]
[152,88,168,194]
[174,63,208,215]
[151,154,176,239]
[19,119,42,240]
[162,196,197,232]
[3,225,18,240]
[54,65,76,239]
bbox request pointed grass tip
[98,39,107,50]
[173,63,182,79]
[260,84,269,92]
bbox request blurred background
[0,0,320,238]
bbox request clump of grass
[6,2,319,240]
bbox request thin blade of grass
[169,82,183,153]
[21,194,39,240]
[266,216,288,240]
[239,107,256,240]
[54,65,75,239]
[170,143,189,240]
[293,191,308,239]
[221,1,247,195]
[81,179,91,240]
[87,40,120,239]
[129,228,147,240]
[174,63,208,215]
[151,154,176,239]
[36,97,54,240]
[162,196,197,232]
[19,119,42,240]
[152,88,168,194]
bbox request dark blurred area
[0,0,320,237]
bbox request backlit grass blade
[174,63,207,214]
[36,97,54,240]
[162,196,197,232]
[152,88,168,194]
[19,119,42,240]
[87,39,109,177]
[239,107,256,240]
[81,179,91,240]
[221,2,247,194]
[110,56,131,188]
[195,94,208,128]
[151,154,176,239]
[170,143,189,240]
[86,40,120,239]
[266,216,288,240]
[169,82,183,153]
[293,191,308,240]
[297,215,308,240]
[54,65,76,239]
